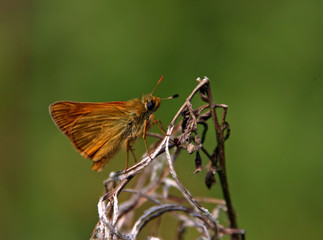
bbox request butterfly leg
[143,119,152,160]
[151,114,166,135]
[129,145,137,163]
[125,139,130,171]
[125,140,138,171]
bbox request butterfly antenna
[151,75,164,94]
[161,94,179,100]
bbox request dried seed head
[194,151,203,174]
[205,170,216,189]
[187,143,196,154]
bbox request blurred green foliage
[1,0,322,239]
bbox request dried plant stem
[91,77,244,240]
[206,83,241,240]
[166,138,219,239]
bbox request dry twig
[90,77,245,240]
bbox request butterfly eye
[146,101,155,111]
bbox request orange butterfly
[49,76,176,171]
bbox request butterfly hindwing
[50,101,131,162]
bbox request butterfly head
[142,94,161,113]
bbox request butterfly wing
[49,101,132,171]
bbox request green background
[1,0,322,239]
